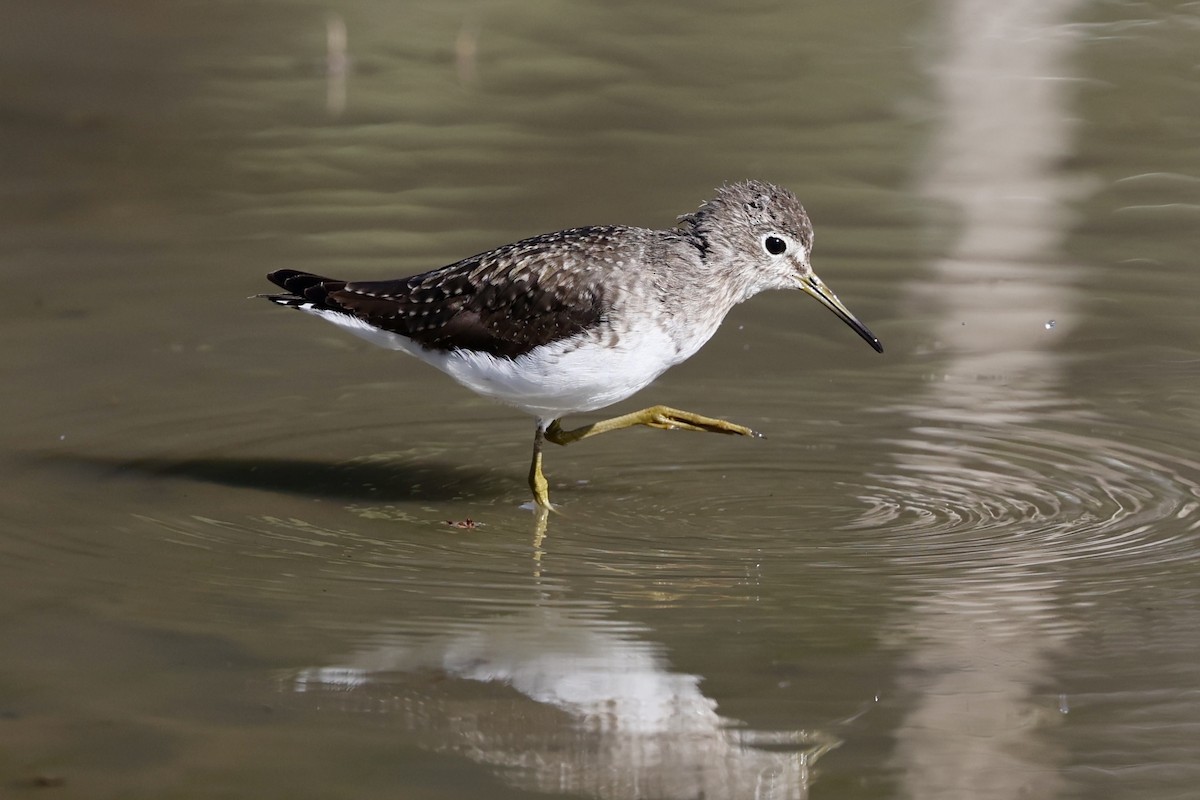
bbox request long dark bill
[801,273,884,353]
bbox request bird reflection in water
[290,605,838,800]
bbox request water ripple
[846,423,1200,577]
[556,403,1200,592]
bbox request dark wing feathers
[265,227,618,360]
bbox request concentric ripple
[547,394,1200,591]
[846,421,1200,577]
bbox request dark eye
[764,235,787,255]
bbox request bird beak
[800,273,884,353]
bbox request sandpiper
[264,180,882,509]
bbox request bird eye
[764,235,787,256]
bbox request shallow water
[2,1,1199,798]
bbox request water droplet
[1045,319,1057,330]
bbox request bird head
[679,180,883,353]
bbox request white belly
[300,307,714,420]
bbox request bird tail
[259,269,345,309]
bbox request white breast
[297,305,722,421]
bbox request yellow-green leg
[526,406,761,509]
[528,425,553,509]
[545,405,762,444]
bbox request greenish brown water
[2,2,1199,798]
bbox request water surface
[2,1,1198,798]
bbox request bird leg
[528,406,761,509]
[546,405,762,444]
[528,425,553,509]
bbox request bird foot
[546,405,762,444]
[530,406,762,508]
[639,406,763,438]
